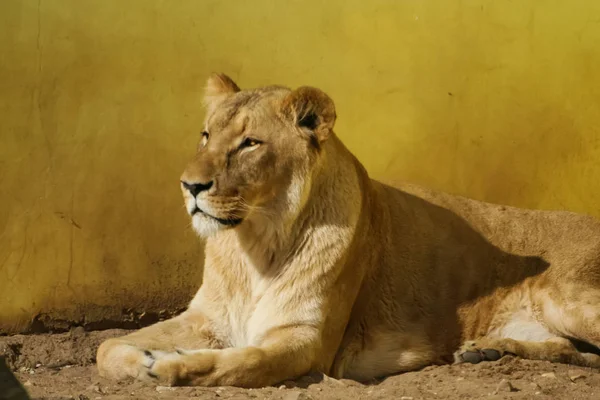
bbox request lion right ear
[281,86,336,145]
[203,73,240,113]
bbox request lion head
[180,73,337,237]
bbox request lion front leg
[145,325,318,388]
[97,311,217,381]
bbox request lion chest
[199,271,322,349]
[198,274,290,348]
[225,292,268,348]
[199,239,326,349]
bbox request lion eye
[240,138,261,149]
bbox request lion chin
[97,73,600,388]
[191,213,224,238]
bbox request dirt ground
[1,328,599,400]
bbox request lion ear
[281,86,336,144]
[203,73,241,112]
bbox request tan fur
[97,74,600,387]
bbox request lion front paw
[140,350,186,386]
[142,348,218,386]
[453,340,504,365]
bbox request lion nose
[181,180,213,197]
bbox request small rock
[23,381,33,387]
[278,385,286,390]
[35,363,42,368]
[282,380,297,388]
[541,372,556,379]
[283,391,311,400]
[78,395,90,400]
[401,397,414,400]
[338,378,363,387]
[568,370,587,382]
[493,379,519,394]
[86,385,101,393]
[530,382,542,390]
[46,361,70,370]
[322,375,346,386]
[156,386,174,392]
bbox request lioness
[97,74,600,387]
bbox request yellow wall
[2,0,600,333]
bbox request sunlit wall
[1,0,599,332]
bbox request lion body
[97,75,600,387]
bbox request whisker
[237,199,277,220]
[190,196,280,222]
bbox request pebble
[283,391,311,400]
[530,382,542,390]
[85,384,101,393]
[156,386,174,392]
[568,370,587,382]
[322,375,346,386]
[493,379,519,394]
[541,372,557,379]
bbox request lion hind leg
[454,336,600,368]
[455,298,600,368]
[338,331,438,381]
[539,288,600,353]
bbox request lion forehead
[207,88,290,130]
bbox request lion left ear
[281,86,336,144]
[203,73,241,113]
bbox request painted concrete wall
[1,0,600,333]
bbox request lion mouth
[191,207,243,227]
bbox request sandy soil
[1,328,599,400]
